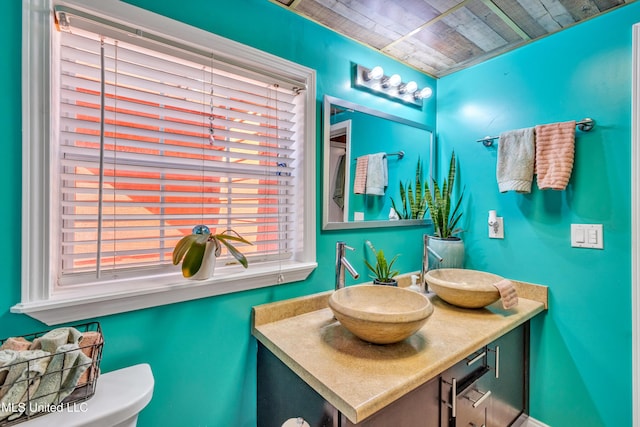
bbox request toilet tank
[20,364,154,427]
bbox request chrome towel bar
[477,118,595,147]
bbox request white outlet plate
[571,224,603,249]
[489,217,504,239]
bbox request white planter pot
[188,241,218,280]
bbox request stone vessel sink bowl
[328,285,434,344]
[425,268,502,309]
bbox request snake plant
[391,159,427,220]
[424,151,464,238]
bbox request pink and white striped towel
[353,155,368,194]
[535,121,576,190]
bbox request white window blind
[56,18,303,285]
[17,0,315,324]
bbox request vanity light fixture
[352,64,432,108]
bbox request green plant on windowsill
[172,225,252,279]
[364,240,400,286]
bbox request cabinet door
[480,323,528,426]
[257,344,334,427]
[342,376,441,427]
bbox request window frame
[15,0,317,325]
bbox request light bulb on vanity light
[364,65,384,81]
[382,73,402,88]
[399,81,418,94]
[415,86,433,100]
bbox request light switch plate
[571,224,603,249]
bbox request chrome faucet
[421,234,444,293]
[335,241,359,290]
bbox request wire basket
[0,322,103,426]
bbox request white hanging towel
[496,127,535,193]
[365,153,387,196]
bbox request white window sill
[11,261,317,325]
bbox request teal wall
[2,1,636,426]
[0,1,436,426]
[437,4,636,426]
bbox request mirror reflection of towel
[365,153,387,196]
[353,155,368,194]
[332,154,345,208]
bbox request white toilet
[22,363,154,427]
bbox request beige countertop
[252,277,547,424]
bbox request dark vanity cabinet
[257,323,529,427]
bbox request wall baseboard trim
[525,416,552,427]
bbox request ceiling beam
[481,0,531,40]
[382,0,475,51]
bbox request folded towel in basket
[25,343,91,416]
[0,350,51,421]
[25,347,67,413]
[0,350,50,400]
[0,337,32,352]
[31,327,82,353]
[496,127,535,193]
[56,347,91,404]
[78,331,103,385]
[0,350,18,369]
[0,350,18,386]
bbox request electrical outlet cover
[489,217,504,239]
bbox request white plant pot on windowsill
[188,241,218,280]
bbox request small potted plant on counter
[364,240,400,286]
[172,225,252,280]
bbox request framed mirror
[322,95,434,230]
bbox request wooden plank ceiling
[273,0,633,77]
